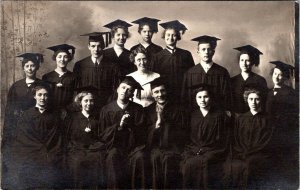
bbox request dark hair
[270,67,289,80]
[52,50,73,61]
[32,84,51,96]
[197,41,217,50]
[238,50,260,66]
[129,46,149,63]
[88,40,105,49]
[243,88,261,103]
[161,28,181,41]
[111,26,130,38]
[22,58,40,70]
[138,23,155,34]
[194,86,213,100]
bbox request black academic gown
[152,48,195,100]
[265,85,298,188]
[99,101,146,188]
[12,107,63,189]
[2,78,43,189]
[64,111,106,188]
[231,72,268,114]
[42,70,76,110]
[103,47,135,76]
[182,63,232,111]
[181,107,230,189]
[223,111,273,189]
[130,43,163,62]
[144,102,189,189]
[73,56,121,110]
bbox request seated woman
[42,44,76,112]
[181,84,230,189]
[13,83,63,189]
[224,84,273,189]
[64,86,105,188]
[127,46,160,107]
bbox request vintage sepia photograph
[1,1,299,189]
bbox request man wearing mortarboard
[151,20,195,102]
[73,32,121,111]
[130,17,163,61]
[181,35,231,113]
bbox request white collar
[166,46,176,54]
[55,69,67,77]
[35,105,46,113]
[200,107,210,117]
[26,78,35,86]
[241,72,250,80]
[81,110,90,118]
[117,101,129,110]
[200,61,213,73]
[250,109,260,116]
[114,44,124,57]
[91,55,103,65]
[140,42,150,49]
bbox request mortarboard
[47,44,76,57]
[16,53,44,64]
[159,20,187,34]
[191,35,220,44]
[270,61,295,79]
[132,17,161,33]
[234,45,263,66]
[75,85,99,94]
[80,32,112,48]
[149,77,167,90]
[103,19,132,30]
[120,76,143,90]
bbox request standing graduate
[42,44,76,111]
[73,32,120,111]
[231,45,268,114]
[145,77,189,188]
[103,19,135,76]
[181,36,231,112]
[265,61,298,189]
[2,53,44,189]
[223,84,273,189]
[12,83,63,189]
[99,76,146,188]
[64,86,106,188]
[181,84,230,189]
[151,20,195,101]
[130,17,163,61]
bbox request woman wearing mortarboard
[2,53,44,189]
[130,17,163,62]
[152,20,195,102]
[230,45,268,115]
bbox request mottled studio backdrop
[0,1,296,126]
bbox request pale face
[34,88,49,107]
[134,53,149,72]
[272,68,284,86]
[239,54,253,73]
[164,29,177,47]
[80,93,94,112]
[247,93,261,112]
[140,25,153,43]
[23,61,38,78]
[114,28,127,46]
[151,85,167,105]
[88,41,103,58]
[196,90,211,109]
[197,43,215,63]
[117,83,134,101]
[56,52,69,68]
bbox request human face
[56,52,69,68]
[196,90,211,109]
[114,28,127,46]
[164,29,177,47]
[239,54,253,73]
[140,25,153,43]
[80,93,94,113]
[272,68,284,86]
[23,61,38,78]
[88,41,103,58]
[134,53,149,72]
[34,88,49,107]
[117,83,134,102]
[247,93,261,111]
[197,43,215,63]
[151,85,167,105]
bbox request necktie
[166,46,175,54]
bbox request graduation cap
[191,35,220,46]
[103,19,132,30]
[132,17,161,33]
[120,76,143,90]
[270,61,295,79]
[234,45,263,66]
[149,77,167,90]
[80,32,112,48]
[47,44,76,58]
[159,20,187,34]
[16,53,44,65]
[75,85,99,94]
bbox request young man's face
[88,41,103,58]
[164,29,177,47]
[272,68,284,86]
[197,43,215,63]
[117,83,135,102]
[151,85,167,105]
[140,25,153,43]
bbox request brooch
[85,127,91,133]
[56,82,63,87]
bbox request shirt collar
[117,101,129,110]
[26,78,35,86]
[166,46,176,54]
[91,55,103,65]
[35,105,46,113]
[140,42,150,49]
[200,61,213,73]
